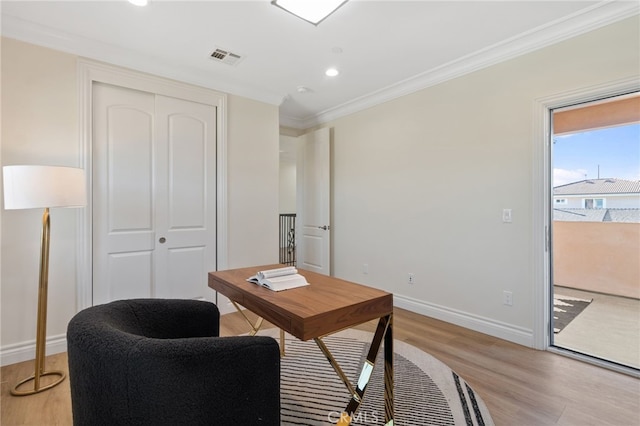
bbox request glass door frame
[532,76,639,377]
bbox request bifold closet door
[92,82,216,304]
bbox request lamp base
[10,370,66,396]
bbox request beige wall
[279,160,297,214]
[320,17,639,341]
[553,222,640,299]
[1,38,80,353]
[279,134,298,214]
[226,95,280,268]
[0,37,280,363]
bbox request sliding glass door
[549,92,640,371]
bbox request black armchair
[67,299,280,426]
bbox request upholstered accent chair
[67,298,280,425]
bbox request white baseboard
[394,294,534,348]
[1,334,68,367]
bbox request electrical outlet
[408,273,415,285]
[363,263,369,274]
[503,290,513,306]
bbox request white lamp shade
[3,165,87,210]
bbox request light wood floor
[2,307,639,425]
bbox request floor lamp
[3,165,86,396]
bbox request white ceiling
[1,1,638,129]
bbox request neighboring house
[553,178,640,222]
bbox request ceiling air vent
[210,48,244,66]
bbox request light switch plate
[503,208,513,223]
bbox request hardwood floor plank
[2,307,638,425]
[1,351,73,426]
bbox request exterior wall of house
[554,197,579,209]
[0,37,279,362]
[553,222,640,299]
[606,195,640,208]
[554,194,640,209]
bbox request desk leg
[334,314,393,426]
[231,301,263,335]
[280,328,286,356]
[384,314,394,425]
[231,301,286,356]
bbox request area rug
[553,294,593,333]
[263,328,494,425]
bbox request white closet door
[154,95,216,299]
[92,83,216,304]
[93,83,155,304]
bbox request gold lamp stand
[11,208,66,396]
[3,165,85,396]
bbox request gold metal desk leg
[315,337,356,397]
[280,328,286,356]
[230,301,286,356]
[325,314,393,426]
[384,314,394,425]
[231,300,264,335]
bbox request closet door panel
[93,82,156,304]
[154,95,217,300]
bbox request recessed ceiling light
[325,68,340,77]
[272,0,348,25]
[128,0,148,6]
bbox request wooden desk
[208,264,394,426]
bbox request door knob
[159,237,166,244]
[317,225,330,231]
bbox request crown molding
[305,1,640,129]
[2,2,638,130]
[0,14,284,106]
[279,113,311,130]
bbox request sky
[553,123,640,187]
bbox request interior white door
[154,95,217,299]
[296,127,331,275]
[92,83,155,304]
[92,83,216,304]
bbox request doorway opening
[550,92,640,371]
[278,128,331,275]
[279,134,299,266]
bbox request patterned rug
[263,329,494,425]
[553,294,593,333]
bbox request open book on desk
[246,266,310,292]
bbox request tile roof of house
[553,208,640,223]
[553,209,607,222]
[554,178,640,195]
[606,209,640,223]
